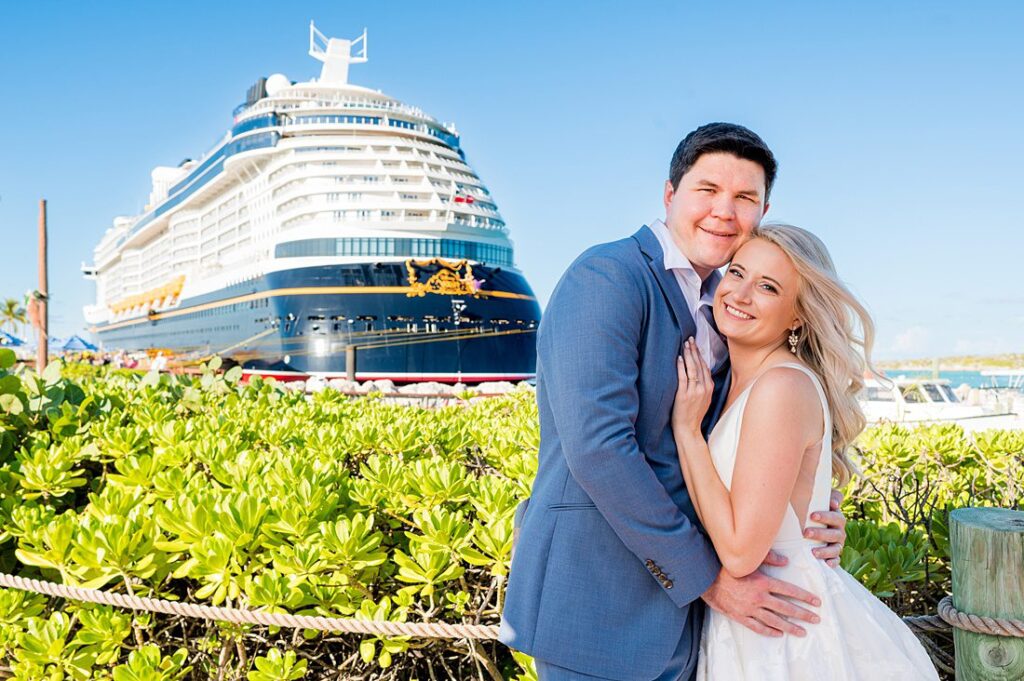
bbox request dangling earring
[788,328,799,354]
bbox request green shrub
[0,357,533,678]
[0,352,1016,678]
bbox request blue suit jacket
[500,226,732,680]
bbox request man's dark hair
[668,122,777,199]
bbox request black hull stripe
[92,285,536,333]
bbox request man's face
[663,152,769,279]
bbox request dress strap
[769,363,830,434]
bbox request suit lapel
[631,226,697,343]
[633,225,728,437]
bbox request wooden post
[36,200,48,372]
[345,345,356,382]
[950,507,1024,680]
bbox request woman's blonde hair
[752,223,877,486]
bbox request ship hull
[93,262,540,383]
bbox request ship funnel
[309,21,367,85]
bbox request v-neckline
[714,380,757,428]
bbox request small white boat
[979,369,1024,390]
[859,376,1022,431]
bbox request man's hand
[701,567,820,637]
[804,488,847,568]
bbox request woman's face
[713,238,801,350]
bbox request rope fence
[4,571,1023,677]
[0,572,499,640]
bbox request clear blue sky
[1,0,1021,360]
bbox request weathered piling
[950,507,1024,679]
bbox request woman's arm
[673,341,822,578]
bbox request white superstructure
[85,23,514,328]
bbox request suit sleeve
[538,252,721,608]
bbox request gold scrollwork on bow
[405,259,481,297]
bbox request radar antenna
[309,21,367,85]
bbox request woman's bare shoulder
[744,364,823,438]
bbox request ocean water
[882,369,1024,391]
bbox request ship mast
[308,21,367,85]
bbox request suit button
[664,580,674,589]
[645,559,655,568]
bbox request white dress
[696,363,939,680]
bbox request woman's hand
[673,338,713,438]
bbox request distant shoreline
[878,355,1024,372]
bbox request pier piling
[950,508,1024,679]
[36,199,48,372]
[346,345,357,381]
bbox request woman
[672,223,938,680]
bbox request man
[500,123,847,681]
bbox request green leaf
[0,347,15,369]
[247,648,307,681]
[0,374,22,394]
[41,361,62,384]
[0,393,23,415]
[140,370,160,389]
[359,639,376,664]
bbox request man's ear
[663,180,675,211]
[762,200,770,217]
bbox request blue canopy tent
[0,330,25,347]
[61,335,98,352]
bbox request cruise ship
[84,24,540,382]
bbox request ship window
[273,237,513,267]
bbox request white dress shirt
[649,219,728,371]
